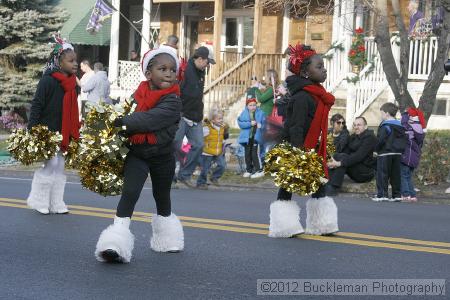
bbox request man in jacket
[326,116,377,195]
[174,46,216,187]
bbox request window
[225,18,238,46]
[432,99,448,116]
[243,17,254,46]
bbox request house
[59,0,450,129]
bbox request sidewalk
[0,162,448,203]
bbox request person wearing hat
[174,46,216,188]
[95,47,184,263]
[237,98,266,179]
[399,107,426,202]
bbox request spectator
[373,102,407,202]
[82,62,111,106]
[130,50,140,62]
[174,46,215,188]
[329,113,349,153]
[326,116,377,195]
[255,69,278,117]
[77,60,95,117]
[166,35,179,50]
[408,0,424,35]
[400,108,426,202]
[237,98,265,179]
[196,111,229,190]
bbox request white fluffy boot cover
[269,200,305,238]
[95,217,135,263]
[150,214,184,252]
[305,196,339,235]
[27,169,53,214]
[49,174,68,214]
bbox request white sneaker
[371,197,388,202]
[243,172,251,178]
[250,171,265,179]
[388,197,402,202]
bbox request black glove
[117,130,129,138]
[113,117,124,127]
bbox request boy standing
[196,111,229,189]
[373,102,407,202]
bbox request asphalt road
[0,175,449,299]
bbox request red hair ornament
[288,44,317,75]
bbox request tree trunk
[374,0,415,111]
[418,1,450,121]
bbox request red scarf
[51,72,80,151]
[302,84,335,177]
[129,81,180,145]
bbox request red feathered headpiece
[407,107,426,128]
[288,43,317,75]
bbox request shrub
[0,111,26,133]
[416,130,450,184]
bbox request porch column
[253,0,262,53]
[331,0,340,42]
[355,2,364,29]
[281,5,290,79]
[108,0,120,84]
[213,0,223,65]
[140,0,152,58]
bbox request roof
[55,0,111,46]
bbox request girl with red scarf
[269,44,339,238]
[27,36,79,215]
[95,48,184,263]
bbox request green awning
[55,0,111,46]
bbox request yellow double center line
[1,197,450,255]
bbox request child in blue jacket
[237,98,265,178]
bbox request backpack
[384,124,408,153]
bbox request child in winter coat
[237,98,265,179]
[373,102,407,202]
[269,44,337,238]
[95,47,184,263]
[196,111,229,189]
[27,36,80,215]
[400,108,425,202]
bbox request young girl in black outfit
[95,48,184,263]
[27,37,79,215]
[268,44,339,238]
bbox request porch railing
[203,51,284,113]
[117,60,141,93]
[409,36,450,80]
[323,37,351,92]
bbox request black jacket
[28,70,80,131]
[340,129,377,168]
[122,93,182,158]
[329,128,350,153]
[280,75,317,148]
[180,58,205,122]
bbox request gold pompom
[264,142,326,196]
[327,133,336,159]
[77,101,134,196]
[7,125,62,165]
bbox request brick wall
[289,15,333,54]
[259,12,283,54]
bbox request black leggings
[116,152,175,218]
[277,184,326,200]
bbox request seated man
[326,116,377,195]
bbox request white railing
[347,37,397,122]
[323,37,350,92]
[408,37,450,80]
